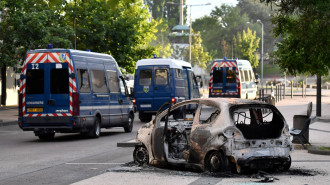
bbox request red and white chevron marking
[20,52,77,117]
[209,61,240,96]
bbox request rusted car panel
[133,98,293,173]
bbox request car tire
[139,112,152,122]
[89,117,101,138]
[133,145,149,165]
[38,132,55,141]
[278,155,291,171]
[124,113,134,133]
[205,151,228,172]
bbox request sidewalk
[0,106,18,127]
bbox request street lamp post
[257,19,264,87]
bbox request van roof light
[224,57,227,60]
[235,58,238,60]
[47,44,53,49]
[87,49,91,52]
[153,54,157,58]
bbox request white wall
[0,67,19,106]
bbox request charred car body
[133,98,293,173]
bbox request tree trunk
[1,66,6,106]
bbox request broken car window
[232,105,285,139]
[199,105,221,124]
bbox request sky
[186,0,238,21]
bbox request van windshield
[139,70,152,86]
[51,68,69,94]
[26,69,44,94]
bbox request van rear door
[135,66,154,110]
[24,52,71,116]
[153,66,171,109]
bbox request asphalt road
[1,94,330,185]
[0,115,142,185]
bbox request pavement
[1,89,330,184]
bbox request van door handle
[118,99,123,105]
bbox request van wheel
[38,132,55,141]
[205,151,228,172]
[124,113,134,133]
[89,117,101,138]
[139,112,152,122]
[278,155,291,171]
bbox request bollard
[291,80,293,99]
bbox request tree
[237,0,276,60]
[233,28,260,68]
[0,0,73,105]
[260,0,330,76]
[192,5,250,59]
[183,30,211,69]
[65,0,158,73]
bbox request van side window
[91,70,107,93]
[119,77,127,95]
[26,69,44,94]
[244,70,250,82]
[226,68,236,83]
[139,70,152,86]
[51,68,69,94]
[155,69,168,85]
[213,68,223,83]
[249,70,255,81]
[240,70,245,82]
[77,69,91,93]
[107,70,120,93]
[175,69,182,78]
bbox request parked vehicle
[133,98,292,173]
[209,58,258,99]
[18,48,134,140]
[133,58,200,122]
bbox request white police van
[18,47,134,140]
[209,58,258,99]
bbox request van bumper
[209,94,240,98]
[18,116,83,133]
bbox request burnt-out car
[133,98,293,173]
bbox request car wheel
[89,117,101,138]
[133,145,149,165]
[139,112,152,122]
[124,113,134,133]
[205,151,228,172]
[38,132,55,141]
[278,155,291,171]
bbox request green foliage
[193,5,250,59]
[183,30,211,69]
[260,0,330,76]
[233,28,260,68]
[149,18,173,58]
[0,0,73,67]
[65,0,157,73]
[237,0,275,56]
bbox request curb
[308,146,330,155]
